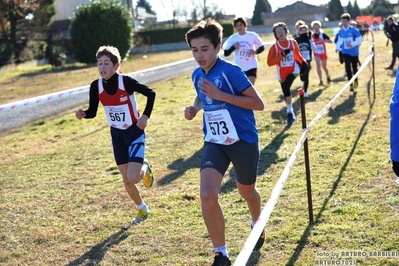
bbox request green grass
[1,32,398,265]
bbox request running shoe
[350,84,354,92]
[132,209,149,224]
[287,112,296,126]
[319,81,324,86]
[252,226,265,251]
[304,92,309,98]
[212,252,231,266]
[143,159,154,188]
[353,80,358,89]
[327,76,331,84]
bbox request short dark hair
[341,13,351,21]
[185,18,223,48]
[233,17,247,27]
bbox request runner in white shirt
[222,17,265,85]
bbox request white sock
[214,245,229,257]
[251,220,256,228]
[142,162,148,174]
[137,202,148,212]
[286,104,293,113]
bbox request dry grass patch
[1,32,399,265]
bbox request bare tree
[190,0,223,21]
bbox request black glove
[284,49,291,56]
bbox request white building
[53,0,134,21]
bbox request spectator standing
[384,16,399,70]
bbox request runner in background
[311,20,333,86]
[223,17,265,85]
[267,22,308,126]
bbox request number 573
[208,121,229,135]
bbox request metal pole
[297,88,314,224]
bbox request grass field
[1,31,398,265]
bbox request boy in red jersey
[267,22,308,126]
[76,46,156,225]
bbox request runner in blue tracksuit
[335,13,363,91]
[390,68,399,184]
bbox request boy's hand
[198,78,222,100]
[136,115,148,129]
[76,108,86,119]
[185,106,197,120]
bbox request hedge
[134,23,234,46]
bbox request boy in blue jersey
[335,13,363,91]
[184,18,265,266]
[390,69,399,184]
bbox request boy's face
[97,55,119,80]
[299,27,308,35]
[312,24,321,33]
[341,18,349,28]
[235,21,246,34]
[274,26,287,41]
[190,37,220,73]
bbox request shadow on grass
[157,148,203,186]
[69,125,108,142]
[66,229,129,266]
[220,86,327,195]
[271,87,325,122]
[285,75,375,266]
[220,123,293,195]
[327,91,357,124]
[18,64,92,79]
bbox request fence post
[297,88,314,224]
[372,45,375,95]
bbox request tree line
[0,0,396,67]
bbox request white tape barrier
[233,131,308,265]
[0,57,197,113]
[234,49,374,265]
[0,85,90,112]
[0,41,274,114]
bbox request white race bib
[281,53,295,67]
[343,37,353,49]
[314,44,325,54]
[204,109,239,145]
[104,104,133,129]
[301,50,310,61]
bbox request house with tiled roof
[262,1,327,32]
[50,0,153,38]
